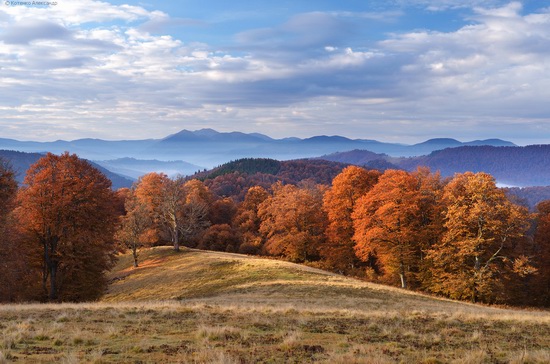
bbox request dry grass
[0,246,548,363]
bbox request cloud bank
[0,1,549,144]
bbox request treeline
[194,158,348,201]
[118,165,550,306]
[1,154,549,306]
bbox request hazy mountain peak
[414,138,461,146]
[465,139,516,147]
[249,132,274,141]
[160,128,272,144]
[303,135,353,143]
[193,128,220,137]
[161,129,200,142]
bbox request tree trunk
[132,244,139,268]
[42,244,49,296]
[173,228,180,252]
[399,262,407,289]
[49,260,58,301]
[472,256,480,303]
[43,237,59,300]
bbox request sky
[0,0,549,144]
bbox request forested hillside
[202,157,550,210]
[0,149,133,189]
[0,150,44,181]
[316,149,401,170]
[318,145,550,187]
[399,145,550,186]
[504,186,550,210]
[2,153,549,307]
[192,158,349,201]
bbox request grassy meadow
[1,247,549,363]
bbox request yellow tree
[427,172,530,303]
[321,166,380,273]
[352,170,430,288]
[17,153,118,301]
[115,191,154,267]
[133,172,169,244]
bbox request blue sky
[0,0,549,144]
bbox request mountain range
[3,129,550,213]
[0,128,515,170]
[4,128,550,188]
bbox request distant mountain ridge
[0,129,516,171]
[318,145,550,187]
[94,158,202,180]
[399,145,550,187]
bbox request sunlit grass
[0,246,548,363]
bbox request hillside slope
[104,247,538,314]
[1,247,548,363]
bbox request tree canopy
[426,172,531,303]
[17,152,118,301]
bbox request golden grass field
[1,246,549,363]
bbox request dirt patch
[118,257,169,274]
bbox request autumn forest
[1,153,549,307]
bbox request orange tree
[181,179,212,245]
[321,166,380,274]
[115,191,154,267]
[0,158,38,302]
[17,153,118,301]
[133,173,182,250]
[426,172,531,303]
[258,182,327,262]
[352,169,440,288]
[410,167,446,286]
[233,186,269,254]
[133,174,211,251]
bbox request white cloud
[0,1,549,144]
[473,1,522,16]
[376,2,550,119]
[394,0,508,11]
